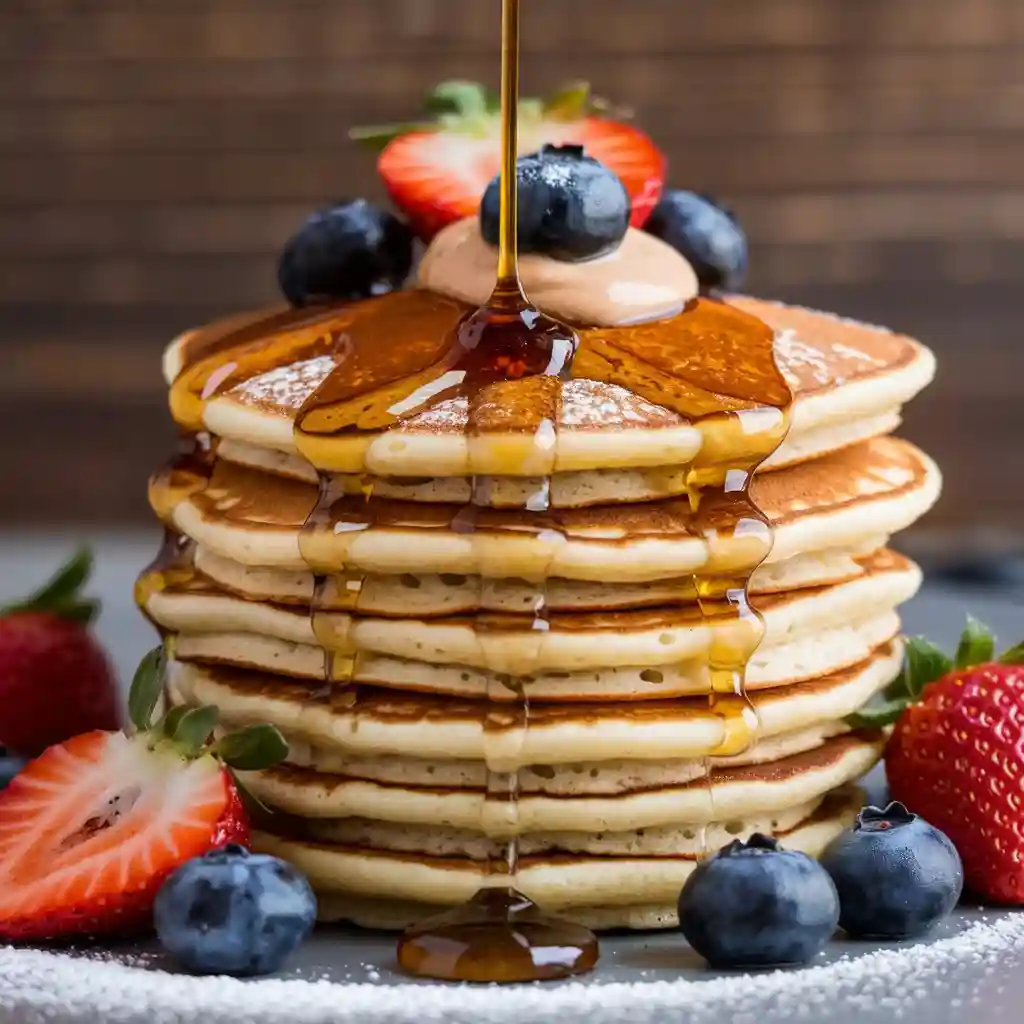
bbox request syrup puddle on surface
[134,0,793,986]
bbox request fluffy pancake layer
[150,548,920,698]
[241,731,882,836]
[165,436,940,581]
[252,787,864,927]
[189,536,887,614]
[166,643,901,769]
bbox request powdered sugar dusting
[2,911,1023,1024]
[775,329,832,388]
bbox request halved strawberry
[353,80,665,240]
[0,648,287,941]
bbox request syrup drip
[135,0,793,986]
[688,410,789,850]
[134,430,218,644]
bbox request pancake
[294,796,825,857]
[166,641,901,768]
[216,439,702,508]
[252,787,863,927]
[167,297,934,479]
[275,717,855,794]
[168,612,898,699]
[167,436,941,580]
[191,535,888,614]
[150,548,920,695]
[213,407,900,506]
[243,731,882,836]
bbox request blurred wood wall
[2,0,1022,538]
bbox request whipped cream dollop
[416,218,700,327]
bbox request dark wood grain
[1,0,1022,534]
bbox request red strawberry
[0,548,120,756]
[851,618,1024,904]
[353,80,664,240]
[0,648,288,941]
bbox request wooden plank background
[1,0,1022,543]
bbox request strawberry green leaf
[1,547,92,617]
[172,705,220,755]
[425,80,489,119]
[876,665,911,703]
[347,121,438,150]
[214,724,289,771]
[128,646,166,733]
[846,696,909,730]
[544,80,592,121]
[49,597,101,626]
[1000,642,1024,665]
[903,636,953,698]
[155,704,190,738]
[955,615,996,670]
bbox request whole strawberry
[0,647,288,941]
[0,548,121,756]
[851,617,1024,904]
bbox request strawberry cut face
[379,117,664,241]
[0,731,246,940]
[363,81,666,241]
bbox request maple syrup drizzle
[133,0,795,985]
[134,430,218,648]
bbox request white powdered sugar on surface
[1,912,1023,1024]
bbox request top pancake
[165,295,935,478]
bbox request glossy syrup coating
[140,284,790,984]
[136,0,793,985]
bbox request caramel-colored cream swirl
[416,218,699,327]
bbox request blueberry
[678,834,839,968]
[154,844,316,976]
[820,802,963,940]
[278,199,414,307]
[0,750,25,791]
[644,190,748,291]
[480,144,631,262]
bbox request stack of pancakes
[147,295,939,930]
